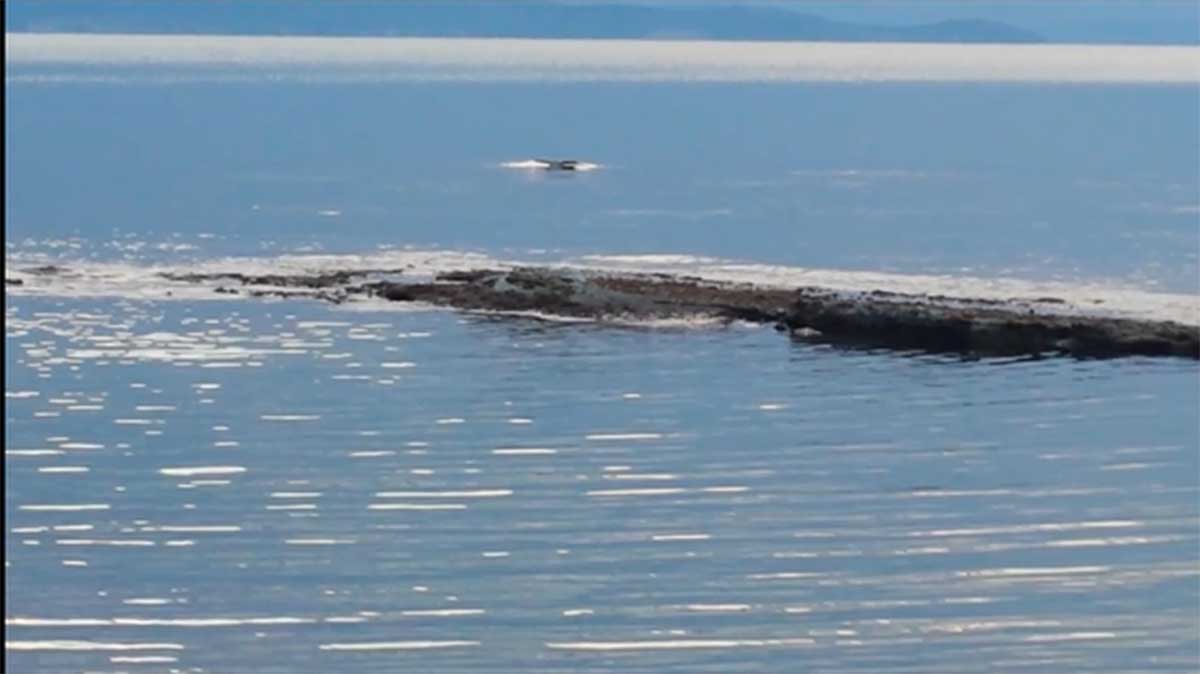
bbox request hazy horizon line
[7,32,1199,84]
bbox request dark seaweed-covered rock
[371,267,1198,360]
[20,265,64,275]
[132,264,1200,360]
[783,291,1198,359]
[161,268,406,290]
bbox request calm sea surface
[5,40,1199,673]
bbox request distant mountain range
[5,1,1045,43]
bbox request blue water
[6,81,1198,289]
[6,296,1199,672]
[5,39,1200,674]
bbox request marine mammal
[534,158,582,171]
[501,159,601,171]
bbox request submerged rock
[163,268,402,289]
[20,265,64,275]
[371,267,1199,360]
[13,262,1191,360]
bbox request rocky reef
[148,265,1200,360]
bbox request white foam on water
[587,488,687,497]
[909,520,1142,538]
[5,640,185,651]
[4,249,495,303]
[747,572,828,580]
[501,159,551,169]
[374,490,512,498]
[318,640,479,651]
[159,466,246,477]
[152,525,242,533]
[18,504,110,512]
[956,565,1110,578]
[55,539,155,546]
[652,533,712,542]
[492,448,557,455]
[545,638,815,650]
[367,503,467,510]
[685,604,752,612]
[9,616,314,627]
[1044,535,1180,548]
[467,308,600,325]
[501,159,603,171]
[606,473,678,481]
[399,609,486,617]
[1024,632,1118,642]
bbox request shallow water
[6,296,1198,672]
[5,34,1200,673]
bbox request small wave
[6,640,185,651]
[545,638,814,651]
[500,159,602,171]
[318,640,479,651]
[501,159,550,169]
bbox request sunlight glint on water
[5,33,1199,674]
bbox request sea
[4,35,1199,673]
